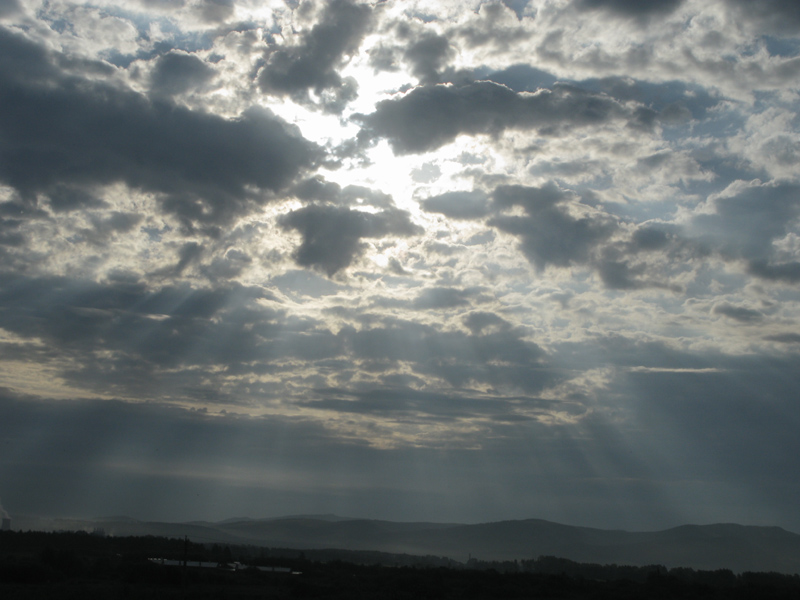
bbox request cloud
[356,80,632,154]
[279,204,421,275]
[340,319,558,394]
[412,286,483,310]
[1,0,800,534]
[712,303,764,322]
[195,0,234,24]
[402,31,453,84]
[0,273,283,378]
[630,226,674,252]
[149,50,217,96]
[573,0,685,19]
[299,385,567,424]
[462,311,512,335]
[481,67,721,124]
[258,0,373,112]
[764,333,800,343]
[422,182,688,291]
[0,26,319,230]
[77,211,144,246]
[689,180,800,277]
[594,259,649,290]
[453,2,533,50]
[489,183,617,271]
[46,185,107,213]
[172,240,205,275]
[420,190,490,220]
[291,177,395,208]
[0,0,21,19]
[723,0,800,34]
[746,259,800,283]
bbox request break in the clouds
[1,0,800,534]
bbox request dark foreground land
[2,530,800,599]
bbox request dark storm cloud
[420,190,490,220]
[724,0,800,34]
[712,303,764,322]
[0,0,21,18]
[77,211,144,246]
[489,183,617,271]
[0,0,798,537]
[483,67,720,124]
[630,226,674,251]
[149,50,216,96]
[592,225,694,291]
[201,247,253,282]
[139,0,234,23]
[340,319,559,393]
[402,31,453,84]
[746,260,800,283]
[412,286,487,310]
[0,219,25,247]
[0,271,359,402]
[258,0,372,112]
[291,177,394,208]
[270,269,345,298]
[370,22,475,84]
[356,80,631,154]
[462,311,511,335]
[422,182,682,289]
[0,27,318,228]
[0,267,560,403]
[341,318,536,367]
[172,240,205,275]
[690,181,800,281]
[594,259,649,290]
[453,2,532,51]
[196,0,235,23]
[573,0,685,19]
[301,386,564,422]
[46,185,107,213]
[279,204,421,276]
[581,78,719,123]
[0,273,294,380]
[764,332,800,343]
[551,333,716,409]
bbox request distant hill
[9,514,800,574]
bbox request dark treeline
[2,530,800,599]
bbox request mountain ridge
[8,514,800,574]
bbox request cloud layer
[0,0,799,532]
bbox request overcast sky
[1,0,800,531]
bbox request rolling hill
[9,514,800,574]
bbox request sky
[1,0,800,532]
